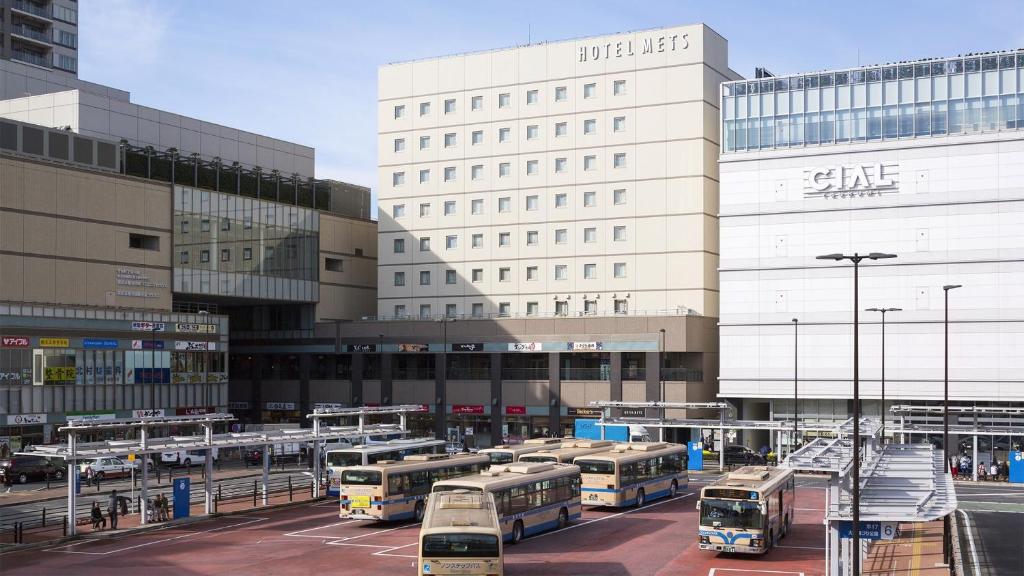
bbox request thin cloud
[81,0,171,78]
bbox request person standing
[108,489,119,530]
[950,456,959,479]
[990,461,999,480]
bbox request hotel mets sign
[578,33,688,62]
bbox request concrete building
[1,0,79,77]
[718,49,1024,447]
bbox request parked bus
[432,462,581,544]
[518,440,614,464]
[697,466,795,554]
[477,437,565,465]
[326,438,446,496]
[339,453,489,521]
[419,490,503,576]
[575,442,687,507]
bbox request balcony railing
[621,368,647,380]
[12,0,51,19]
[501,368,550,380]
[662,368,703,381]
[10,24,52,44]
[444,368,491,380]
[560,368,611,381]
[10,49,49,68]
[368,307,702,322]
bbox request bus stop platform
[864,520,950,575]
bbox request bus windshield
[422,533,499,558]
[700,499,762,529]
[519,455,556,463]
[576,460,614,474]
[341,470,382,486]
[487,452,513,464]
[327,452,363,468]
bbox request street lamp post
[866,307,901,443]
[438,318,456,443]
[942,284,960,567]
[816,252,896,576]
[792,318,798,457]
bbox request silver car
[79,457,138,480]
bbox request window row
[391,262,628,286]
[392,298,631,319]
[391,189,627,219]
[392,80,629,119]
[392,116,627,152]
[391,226,629,253]
[390,153,629,186]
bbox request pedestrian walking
[2,472,12,493]
[990,461,999,480]
[108,489,119,530]
[85,465,95,487]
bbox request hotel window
[444,133,457,147]
[394,305,406,317]
[266,247,274,259]
[613,116,626,132]
[200,250,210,263]
[554,265,568,280]
[471,165,484,180]
[498,302,511,317]
[324,256,340,269]
[243,216,252,229]
[584,155,597,171]
[526,195,539,211]
[446,235,458,249]
[394,138,405,152]
[394,105,405,119]
[392,204,406,218]
[584,227,596,243]
[614,262,627,278]
[613,80,627,95]
[444,200,456,215]
[527,302,539,316]
[613,225,627,241]
[471,95,483,111]
[614,299,628,314]
[219,218,231,232]
[555,228,567,244]
[498,232,511,246]
[446,270,457,284]
[472,303,484,318]
[419,102,431,116]
[394,272,405,286]
[471,198,484,214]
[444,98,456,114]
[200,219,211,232]
[419,237,430,251]
[498,93,511,108]
[180,220,190,233]
[527,125,539,140]
[420,202,431,217]
[526,160,539,175]
[584,263,597,279]
[499,127,511,143]
[555,158,568,173]
[420,135,430,149]
[471,130,483,145]
[499,268,511,282]
[393,238,405,253]
[499,162,511,177]
[419,169,430,183]
[583,191,596,207]
[499,197,512,213]
[613,189,627,205]
[583,83,597,99]
[555,86,567,102]
[179,251,189,264]
[526,231,539,246]
[526,266,538,280]
[584,119,597,135]
[444,166,456,181]
[584,300,597,315]
[555,193,568,208]
[420,271,431,285]
[472,234,483,248]
[526,90,539,105]
[446,304,457,317]
[472,269,483,282]
[420,304,432,318]
[555,122,567,137]
[613,153,627,168]
[555,300,569,316]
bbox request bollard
[288,476,293,502]
[42,507,46,527]
[46,471,51,490]
[218,483,223,503]
[63,515,67,537]
[157,465,162,484]
[253,480,257,507]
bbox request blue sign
[1010,451,1024,484]
[173,477,190,519]
[82,339,118,349]
[74,468,81,495]
[688,441,704,471]
[836,520,896,540]
[574,419,628,441]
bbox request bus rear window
[433,485,482,493]
[422,534,499,558]
[576,460,614,474]
[327,452,364,468]
[341,470,382,486]
[487,452,513,464]
[519,455,556,463]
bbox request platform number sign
[882,523,895,540]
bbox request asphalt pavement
[955,482,1024,576]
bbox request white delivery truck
[160,448,219,467]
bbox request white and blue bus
[326,438,445,496]
[574,442,687,507]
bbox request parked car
[160,449,218,467]
[0,455,62,484]
[78,457,138,480]
[244,443,299,465]
[723,444,765,465]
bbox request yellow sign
[127,453,136,462]
[44,366,76,381]
[351,495,371,509]
[39,338,70,348]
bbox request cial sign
[7,414,46,425]
[452,405,484,415]
[804,162,898,199]
[175,323,216,334]
[622,408,646,417]
[398,343,428,352]
[131,340,165,350]
[264,402,296,411]
[451,343,483,352]
[83,339,118,349]
[347,344,377,353]
[568,407,603,417]
[132,409,165,418]
[1,337,30,348]
[39,338,69,347]
[569,341,603,351]
[508,342,542,352]
[175,341,215,351]
[131,321,166,332]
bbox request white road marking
[795,508,824,511]
[372,541,419,559]
[43,517,268,556]
[958,509,981,576]
[709,569,805,576]
[777,545,825,550]
[527,492,696,540]
[284,519,360,537]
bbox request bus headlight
[750,538,762,547]
[699,535,709,544]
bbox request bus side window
[510,486,528,514]
[495,489,510,517]
[621,463,637,485]
[411,471,430,495]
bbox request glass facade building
[173,186,320,302]
[722,49,1024,153]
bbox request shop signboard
[175,323,216,334]
[83,339,118,349]
[131,321,166,332]
[265,402,296,411]
[504,406,527,415]
[228,401,251,410]
[39,338,70,348]
[568,341,603,351]
[508,342,542,352]
[132,409,165,418]
[44,366,76,381]
[452,405,484,415]
[1,336,30,348]
[131,340,165,350]
[347,344,377,352]
[568,407,603,417]
[398,343,428,352]
[451,343,484,352]
[7,414,46,425]
[313,402,346,411]
[176,407,213,416]
[66,411,116,422]
[622,408,646,417]
[175,341,216,351]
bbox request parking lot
[0,478,828,576]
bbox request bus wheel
[635,488,646,508]
[669,480,678,498]
[511,520,524,544]
[557,507,569,529]
[414,501,425,522]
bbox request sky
[80,0,1024,217]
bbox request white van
[160,448,219,466]
[628,425,652,443]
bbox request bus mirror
[759,503,768,516]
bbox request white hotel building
[718,50,1024,444]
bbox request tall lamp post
[816,252,896,576]
[942,284,960,567]
[865,307,901,443]
[792,318,799,457]
[659,328,667,443]
[438,318,456,442]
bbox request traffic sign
[836,520,896,540]
[127,453,136,462]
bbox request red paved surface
[0,486,827,576]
